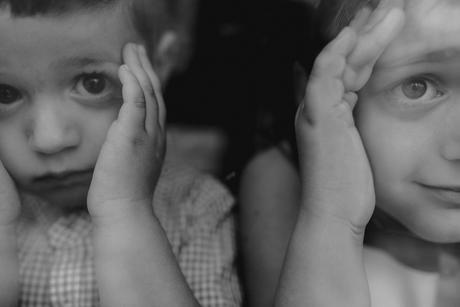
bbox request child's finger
[311,27,357,79]
[349,7,405,68]
[129,45,159,135]
[123,43,157,133]
[349,6,372,32]
[344,7,405,90]
[305,28,357,121]
[138,45,166,133]
[303,76,345,124]
[361,0,393,33]
[344,92,358,109]
[362,0,404,33]
[118,65,146,134]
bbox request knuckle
[312,53,346,78]
[130,135,147,147]
[132,96,146,108]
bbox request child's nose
[28,99,80,155]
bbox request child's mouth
[33,169,93,190]
[419,183,460,206]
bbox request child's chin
[405,217,460,244]
[41,185,89,211]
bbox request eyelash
[73,72,116,97]
[386,75,446,107]
[0,70,120,112]
[0,84,23,113]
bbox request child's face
[0,5,143,208]
[356,0,460,242]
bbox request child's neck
[19,192,86,228]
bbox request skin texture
[239,144,301,307]
[357,0,460,242]
[276,0,460,306]
[0,4,199,306]
[0,6,136,213]
[242,1,460,306]
[274,1,406,306]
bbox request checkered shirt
[17,160,241,307]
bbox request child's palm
[296,4,405,234]
[87,44,166,220]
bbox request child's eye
[401,79,428,99]
[82,75,106,94]
[75,73,110,96]
[0,84,22,104]
[389,76,445,106]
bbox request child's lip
[420,184,460,192]
[33,169,93,189]
[418,183,460,205]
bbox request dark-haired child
[275,0,460,306]
[0,1,240,306]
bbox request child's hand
[296,2,405,235]
[87,43,166,221]
[0,162,20,306]
[0,161,20,229]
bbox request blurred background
[165,0,318,193]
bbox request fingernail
[119,65,132,79]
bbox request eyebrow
[415,48,460,62]
[48,53,121,70]
[395,48,460,66]
[375,47,460,71]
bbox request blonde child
[0,0,240,306]
[275,0,460,306]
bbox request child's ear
[152,30,181,85]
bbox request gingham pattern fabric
[17,159,241,307]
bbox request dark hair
[249,0,316,166]
[0,0,177,45]
[0,0,115,16]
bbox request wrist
[90,198,161,250]
[89,197,154,225]
[299,205,367,242]
[278,203,370,307]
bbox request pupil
[0,85,20,104]
[402,79,427,99]
[83,76,105,94]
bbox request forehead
[377,0,460,67]
[0,4,141,69]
